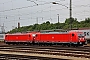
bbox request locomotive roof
[40,31,68,34]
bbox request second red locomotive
[4,31,86,46]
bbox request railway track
[0,45,90,60]
[0,47,90,58]
[0,44,90,52]
[0,42,90,60]
[0,54,67,60]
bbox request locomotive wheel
[67,44,71,47]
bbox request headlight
[32,34,36,37]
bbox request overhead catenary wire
[0,5,68,17]
[0,0,69,12]
[0,0,68,15]
[0,4,89,21]
[0,0,89,19]
[0,0,90,16]
[1,6,67,21]
[0,0,90,32]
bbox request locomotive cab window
[5,35,7,37]
[78,34,84,38]
[72,34,74,36]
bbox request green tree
[8,17,90,33]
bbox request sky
[0,0,90,32]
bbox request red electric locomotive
[4,31,86,46]
[4,32,39,44]
[33,31,86,46]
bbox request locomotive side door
[70,33,78,43]
[69,33,75,43]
